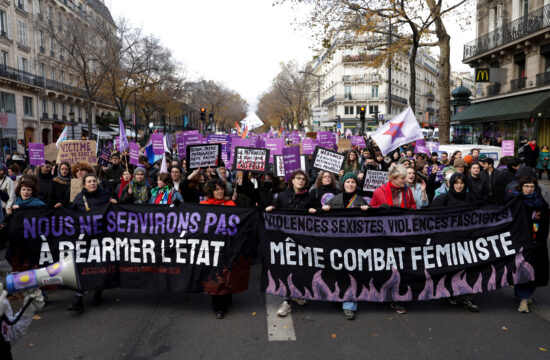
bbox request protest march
[0,106,548,328]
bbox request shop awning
[451,90,550,125]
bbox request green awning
[451,90,550,124]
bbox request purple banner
[301,138,318,155]
[282,146,301,182]
[318,131,334,149]
[151,133,164,155]
[176,134,186,158]
[502,140,515,157]
[289,133,300,144]
[129,142,140,166]
[28,143,45,166]
[266,138,285,163]
[351,136,366,148]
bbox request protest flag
[56,125,68,148]
[235,121,242,135]
[277,125,283,138]
[241,125,248,139]
[118,117,129,152]
[370,107,424,156]
[160,154,168,174]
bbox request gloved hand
[0,283,8,317]
[22,288,45,314]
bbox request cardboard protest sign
[233,147,269,172]
[282,146,301,182]
[28,143,45,166]
[129,142,140,166]
[151,134,164,155]
[306,132,317,139]
[362,170,388,192]
[273,155,285,177]
[56,140,97,165]
[44,143,58,162]
[70,178,82,202]
[186,143,221,171]
[312,146,345,174]
[337,138,352,152]
[300,155,308,172]
[97,147,111,167]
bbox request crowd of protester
[0,135,548,321]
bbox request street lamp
[69,109,75,140]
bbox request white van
[437,144,502,166]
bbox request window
[0,11,8,37]
[344,86,352,99]
[344,106,354,115]
[47,5,52,21]
[18,57,28,73]
[39,30,44,47]
[369,105,379,114]
[37,0,42,15]
[17,19,26,46]
[371,85,379,98]
[17,0,27,11]
[40,63,45,78]
[42,98,47,114]
[51,67,55,81]
[0,92,16,113]
[52,100,57,115]
[60,70,64,84]
[50,36,55,54]
[23,96,32,116]
[62,102,66,116]
[1,51,7,68]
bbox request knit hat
[134,167,146,176]
[398,157,410,165]
[0,163,6,172]
[341,172,358,184]
[453,158,467,167]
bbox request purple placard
[351,136,366,148]
[502,140,514,156]
[176,134,186,158]
[266,138,285,163]
[427,164,446,182]
[98,147,111,166]
[318,131,334,149]
[301,138,318,155]
[28,143,45,166]
[151,133,164,155]
[414,139,430,155]
[290,132,300,144]
[426,141,440,154]
[282,146,301,182]
[129,142,140,166]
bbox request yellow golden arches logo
[475,69,490,82]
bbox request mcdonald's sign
[475,68,490,82]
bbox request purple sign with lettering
[351,136,366,148]
[266,138,285,163]
[301,138,318,155]
[502,140,514,157]
[426,141,439,154]
[151,133,164,155]
[318,131,333,149]
[414,140,430,155]
[290,132,300,144]
[129,142,140,165]
[176,134,186,158]
[98,147,111,166]
[282,146,301,182]
[28,143,45,166]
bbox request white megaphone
[5,254,80,294]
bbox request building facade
[454,0,550,146]
[308,31,441,134]
[0,0,117,156]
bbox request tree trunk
[408,39,418,118]
[87,102,93,141]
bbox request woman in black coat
[511,175,549,313]
[46,161,71,208]
[309,171,341,210]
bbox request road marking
[265,294,296,341]
[500,287,550,322]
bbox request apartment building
[0,0,117,155]
[308,30,441,134]
[454,0,550,146]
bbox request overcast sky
[107,0,475,112]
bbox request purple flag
[282,146,301,182]
[28,143,45,166]
[129,142,140,166]
[118,117,129,152]
[426,141,440,154]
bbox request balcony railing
[342,74,381,82]
[426,92,435,99]
[322,93,394,105]
[391,94,408,105]
[536,72,550,87]
[510,77,527,92]
[487,83,502,96]
[464,3,550,60]
[0,65,40,86]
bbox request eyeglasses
[523,184,536,189]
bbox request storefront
[451,90,549,148]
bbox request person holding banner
[149,173,183,205]
[430,173,480,312]
[310,171,341,209]
[116,170,133,201]
[511,176,549,313]
[46,161,71,208]
[200,178,237,319]
[120,167,151,204]
[265,170,316,317]
[321,172,368,320]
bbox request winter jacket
[309,185,341,209]
[37,172,53,201]
[272,187,315,210]
[72,187,111,211]
[369,182,416,209]
[536,150,550,170]
[521,143,539,168]
[46,177,71,207]
[327,192,368,209]
[466,174,488,202]
[0,175,14,208]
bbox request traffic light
[359,106,366,121]
[209,113,214,122]
[200,108,206,121]
[18,139,24,145]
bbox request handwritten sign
[97,147,111,167]
[337,138,352,152]
[362,170,388,192]
[56,140,97,165]
[44,143,58,162]
[69,178,82,202]
[186,143,221,170]
[312,146,345,174]
[233,147,269,172]
[273,155,285,177]
[28,143,45,166]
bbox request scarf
[151,186,173,204]
[514,190,544,209]
[386,182,407,208]
[130,180,149,203]
[344,192,358,208]
[119,175,133,199]
[53,176,70,185]
[15,196,45,208]
[530,143,536,151]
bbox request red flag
[235,121,242,135]
[241,125,248,139]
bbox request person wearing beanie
[322,169,368,320]
[453,158,468,175]
[120,167,151,204]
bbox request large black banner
[260,201,536,302]
[8,204,258,295]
